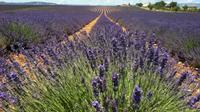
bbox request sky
[2,0,200,5]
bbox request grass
[8,57,196,112]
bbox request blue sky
[2,0,200,5]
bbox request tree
[154,1,166,9]
[136,3,143,7]
[169,2,177,8]
[182,5,188,11]
[148,3,154,10]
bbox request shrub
[182,5,188,11]
[154,1,166,9]
[136,3,143,7]
[148,3,154,10]
[169,2,178,8]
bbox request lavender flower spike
[92,100,100,112]
[132,85,142,105]
[99,64,105,78]
[112,72,119,91]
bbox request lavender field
[108,6,200,67]
[0,5,200,112]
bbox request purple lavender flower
[92,77,99,97]
[99,64,105,78]
[92,76,106,96]
[160,52,168,69]
[7,72,18,82]
[97,77,106,92]
[188,94,200,107]
[153,48,159,66]
[146,47,154,66]
[111,99,118,112]
[111,37,119,57]
[86,48,96,69]
[176,72,188,86]
[132,58,139,72]
[112,72,119,91]
[63,34,69,41]
[0,68,5,74]
[0,92,9,100]
[149,32,156,47]
[139,56,144,69]
[132,85,142,105]
[104,57,109,72]
[92,100,100,111]
[134,38,141,50]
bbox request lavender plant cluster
[108,6,200,67]
[0,32,85,109]
[0,9,199,111]
[87,14,200,109]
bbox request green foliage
[12,57,194,112]
[144,1,199,12]
[182,5,188,11]
[154,1,166,9]
[136,3,143,7]
[169,2,178,8]
[148,3,154,10]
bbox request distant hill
[0,1,57,5]
[179,3,200,8]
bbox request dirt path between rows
[104,12,126,32]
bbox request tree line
[136,1,200,12]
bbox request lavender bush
[108,6,200,67]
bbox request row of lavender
[108,6,200,68]
[0,6,99,55]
